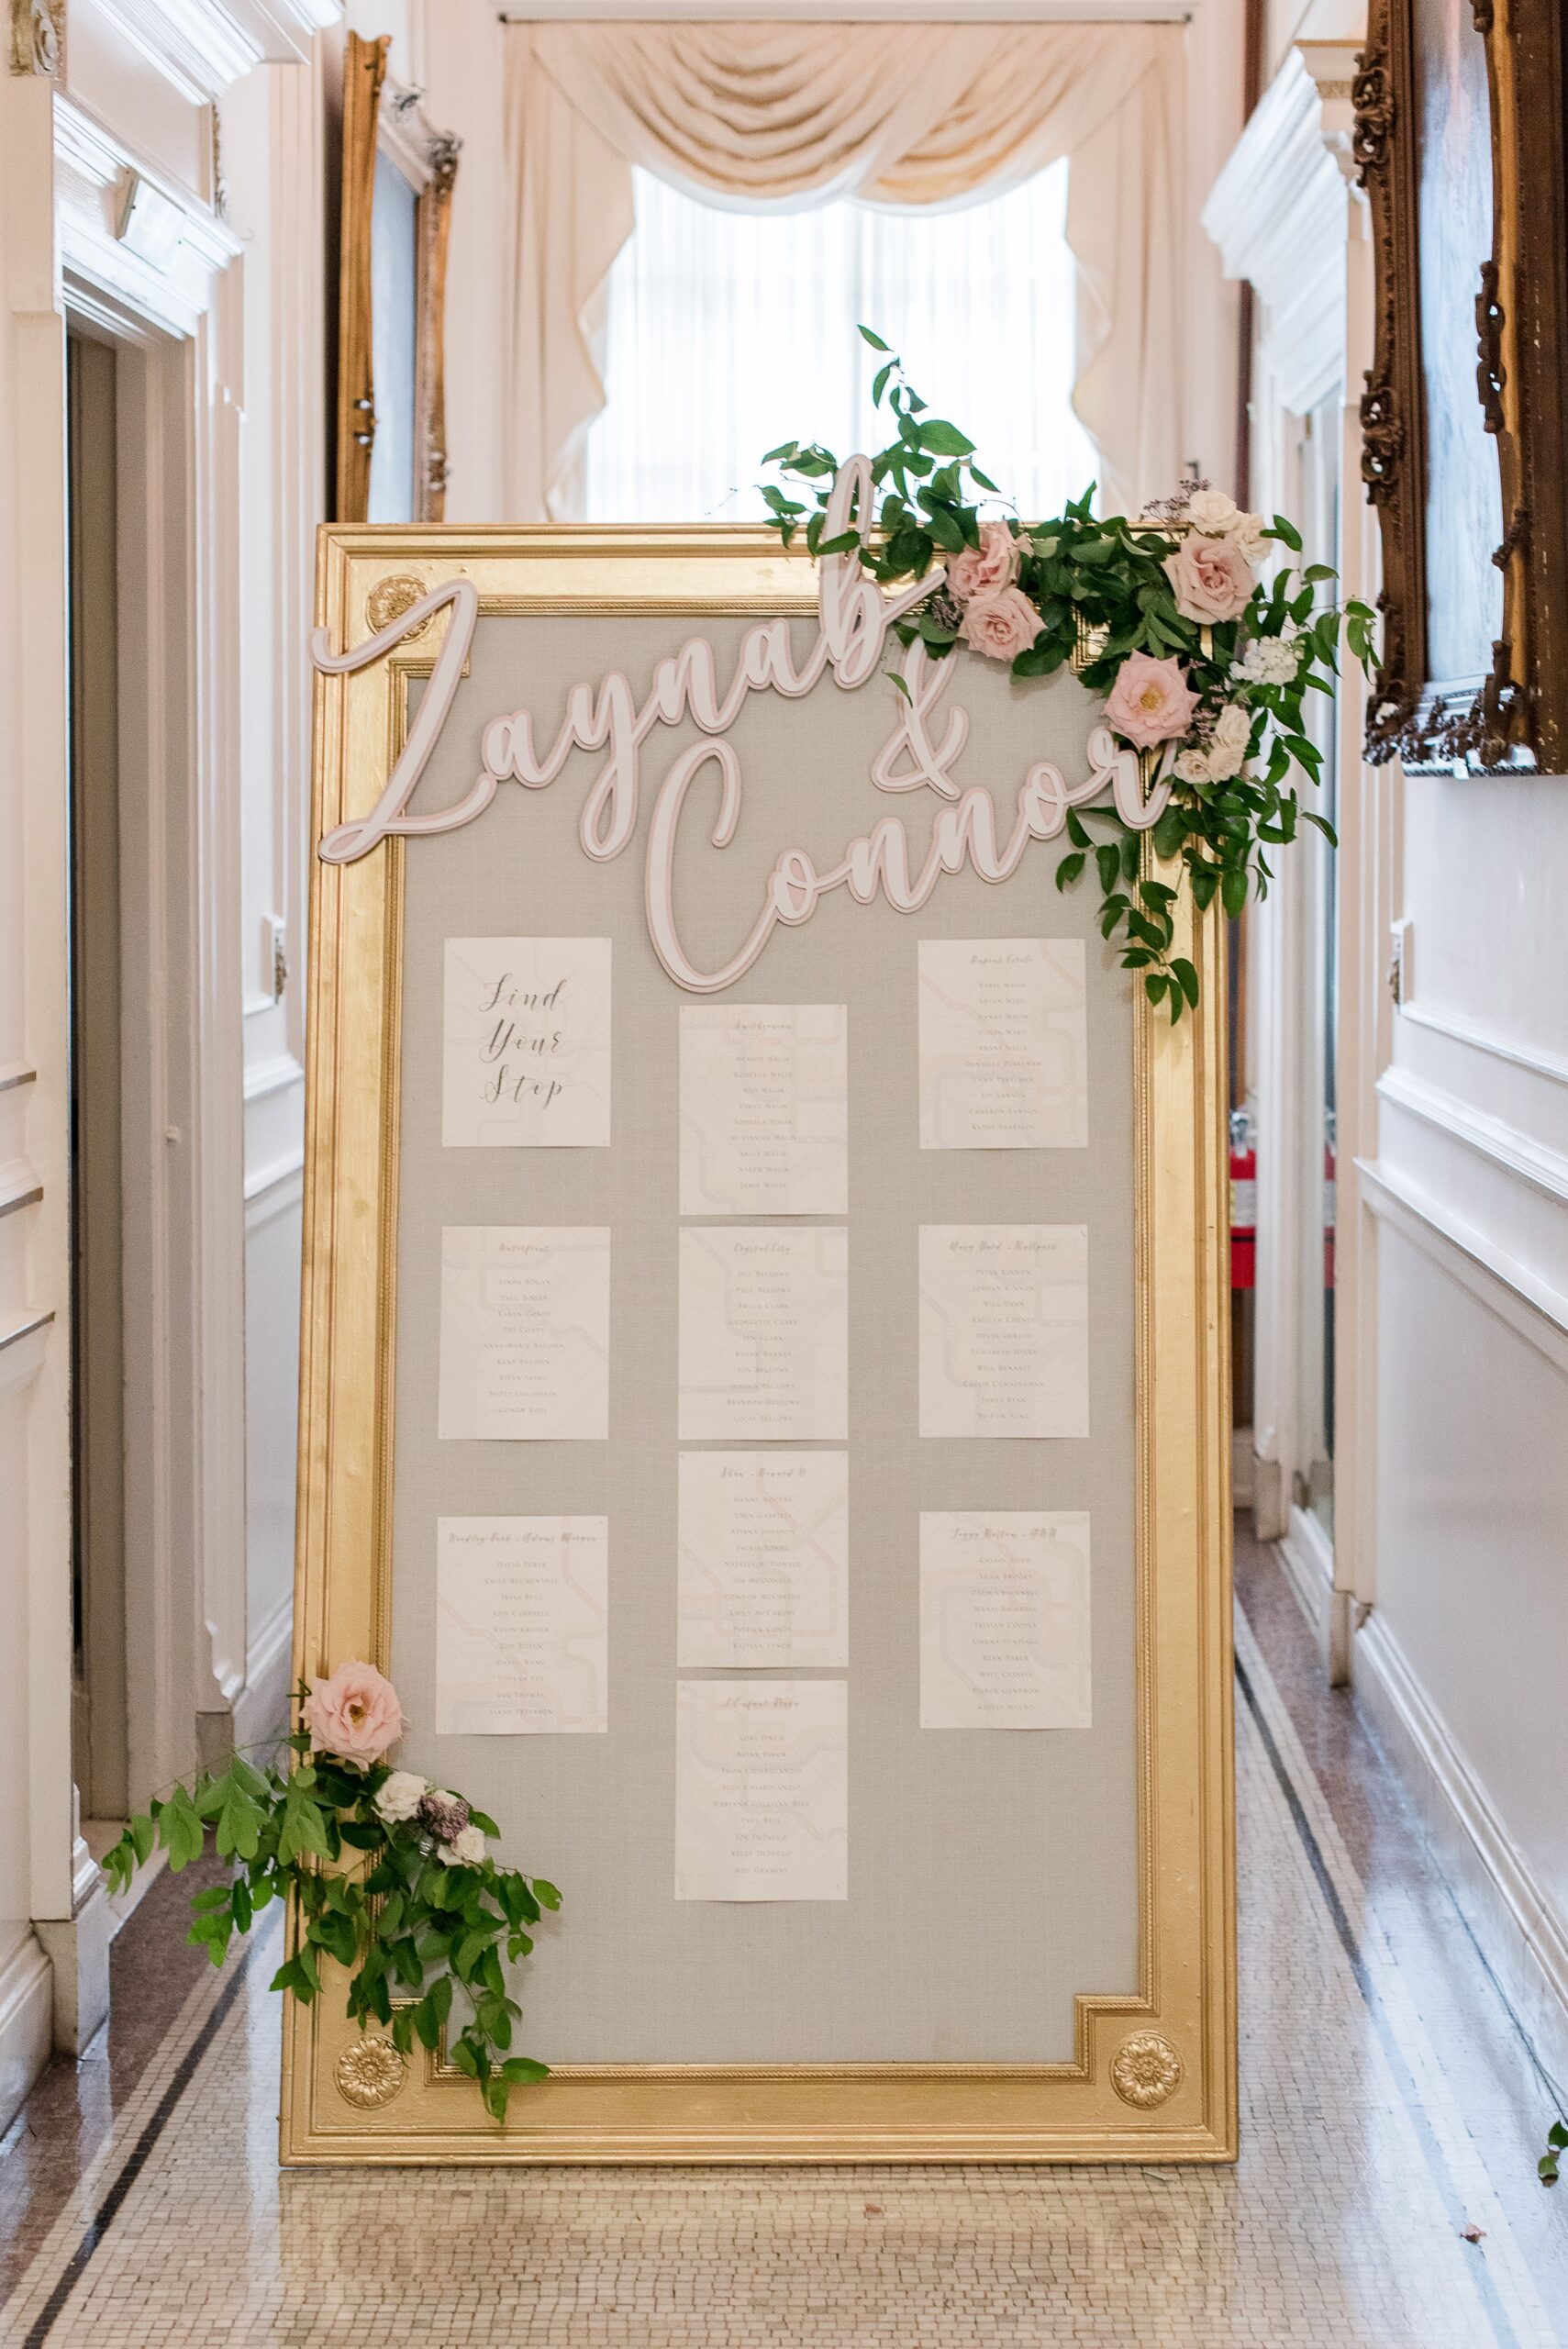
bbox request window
[585,163,1096,527]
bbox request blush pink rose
[958,585,1040,663]
[1163,532,1255,624]
[1103,651,1199,750]
[947,520,1020,601]
[303,1660,406,1767]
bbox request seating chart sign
[284,526,1235,2167]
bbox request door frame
[55,101,250,1810]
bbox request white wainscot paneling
[0,1335,53,2129]
[238,1160,303,1752]
[1401,775,1568,1074]
[1356,1211,1568,2087]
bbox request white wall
[1209,13,1568,2087]
[1358,776,1568,2075]
[0,54,83,2126]
[0,0,341,2126]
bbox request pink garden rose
[959,585,1040,662]
[1164,532,1255,624]
[1103,651,1199,750]
[303,1660,406,1767]
[947,520,1020,601]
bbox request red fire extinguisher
[1324,1115,1337,1290]
[1229,1109,1256,1289]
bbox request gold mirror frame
[1356,0,1568,774]
[334,31,460,525]
[281,528,1237,2165]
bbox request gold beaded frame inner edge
[281,526,1237,2165]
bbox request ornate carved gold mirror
[334,30,460,525]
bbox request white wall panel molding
[242,1049,305,1103]
[0,1158,44,1219]
[1400,998,1568,1094]
[0,1310,54,1395]
[243,1151,304,1222]
[1377,1064,1568,1211]
[1202,42,1354,417]
[1354,1605,1568,2102]
[54,95,242,338]
[230,1591,293,1752]
[1357,1157,1568,1370]
[0,1932,53,2138]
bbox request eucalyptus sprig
[102,1684,559,2124]
[759,328,1378,1017]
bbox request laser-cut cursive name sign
[311,460,1172,996]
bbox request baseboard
[1353,1606,1568,2099]
[0,1931,54,2134]
[1230,1428,1254,1509]
[1277,1504,1351,1679]
[230,1597,294,1756]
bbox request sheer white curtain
[584,164,1098,526]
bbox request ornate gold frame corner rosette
[280,528,1237,2166]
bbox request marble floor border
[2,1564,1565,2345]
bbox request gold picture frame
[334,31,460,524]
[282,529,1237,2165]
[1356,0,1568,773]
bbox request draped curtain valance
[502,19,1184,521]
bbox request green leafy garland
[760,330,1377,1019]
[102,1676,558,2123]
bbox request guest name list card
[678,1228,849,1442]
[674,1679,849,1901]
[442,937,611,1148]
[439,1226,611,1441]
[677,1453,850,1668]
[918,1511,1091,1730]
[918,1224,1089,1439]
[918,938,1086,1151]
[437,1516,608,1734]
[680,1003,848,1214]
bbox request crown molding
[55,94,243,338]
[1201,43,1352,415]
[97,0,262,102]
[83,0,339,100]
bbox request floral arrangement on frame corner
[103,1663,559,2122]
[759,329,1377,1018]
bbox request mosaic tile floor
[4,1543,1567,2346]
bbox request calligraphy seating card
[678,1227,849,1442]
[443,937,612,1148]
[918,1512,1091,1730]
[674,1679,849,1902]
[679,1002,848,1215]
[439,1227,611,1442]
[918,939,1086,1151]
[918,1224,1090,1440]
[437,1517,609,1734]
[677,1452,850,1668]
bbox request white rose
[446,1824,487,1866]
[1227,513,1273,568]
[1174,747,1212,784]
[1185,488,1238,535]
[373,1769,427,1824]
[1212,703,1253,756]
[1204,702,1254,781]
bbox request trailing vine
[101,1664,557,2123]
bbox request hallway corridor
[3,1534,1565,2348]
